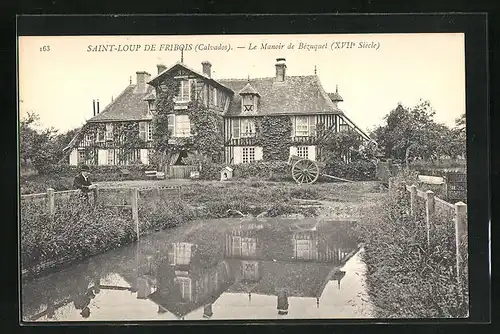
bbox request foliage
[20,196,136,270]
[370,101,466,165]
[151,81,176,169]
[323,159,377,181]
[255,116,292,161]
[233,161,292,181]
[112,122,146,164]
[187,85,224,163]
[20,112,78,173]
[358,176,468,318]
[319,131,363,161]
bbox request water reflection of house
[224,220,356,313]
[146,242,234,319]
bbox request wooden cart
[287,155,354,185]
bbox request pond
[21,217,374,321]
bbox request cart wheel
[292,159,320,184]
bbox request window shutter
[308,146,317,161]
[289,146,297,157]
[167,114,175,136]
[98,149,107,165]
[232,119,240,138]
[233,147,242,164]
[139,122,147,141]
[140,149,149,164]
[309,116,317,136]
[255,147,263,161]
[291,116,296,137]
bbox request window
[178,80,191,102]
[85,133,94,142]
[107,149,114,165]
[148,100,155,112]
[175,277,192,301]
[297,146,309,159]
[232,119,240,138]
[295,116,309,136]
[176,115,191,137]
[232,236,241,256]
[167,114,175,136]
[97,129,105,142]
[242,261,258,280]
[241,237,256,256]
[105,123,113,141]
[241,119,255,137]
[78,149,86,164]
[139,122,147,141]
[172,242,192,265]
[242,147,255,163]
[295,239,313,260]
[242,95,254,112]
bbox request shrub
[20,195,136,270]
[323,159,376,181]
[358,176,468,318]
[233,161,291,181]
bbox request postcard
[19,32,469,322]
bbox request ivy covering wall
[255,115,292,161]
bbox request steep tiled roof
[239,82,260,96]
[148,62,234,93]
[219,75,343,117]
[87,84,154,122]
[328,91,343,102]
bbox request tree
[20,112,60,172]
[371,102,467,166]
[319,131,362,162]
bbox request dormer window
[147,100,155,112]
[238,82,260,114]
[242,95,254,112]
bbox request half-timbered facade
[64,58,371,169]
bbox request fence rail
[399,180,467,287]
[21,185,182,240]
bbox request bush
[323,159,376,181]
[20,196,136,270]
[357,176,468,318]
[233,161,291,181]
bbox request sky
[18,33,465,134]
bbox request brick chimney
[157,64,167,74]
[202,61,212,78]
[275,58,286,82]
[135,71,151,94]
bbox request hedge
[323,159,376,181]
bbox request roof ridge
[219,75,315,81]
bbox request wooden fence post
[410,184,417,215]
[454,201,467,287]
[46,188,55,216]
[425,190,435,247]
[93,187,99,207]
[130,188,140,240]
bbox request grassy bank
[356,175,468,318]
[21,180,381,279]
